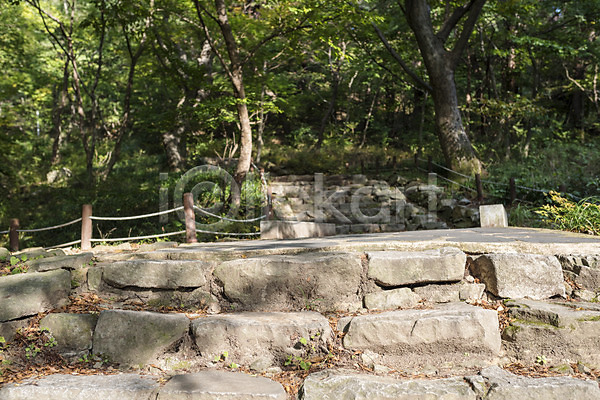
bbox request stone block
[0,374,159,400]
[480,366,600,399]
[40,313,97,359]
[471,254,565,300]
[26,252,93,272]
[0,269,71,322]
[367,247,466,287]
[413,284,460,303]
[214,252,362,312]
[101,260,210,289]
[191,311,331,367]
[301,370,477,400]
[157,371,286,400]
[260,221,336,239]
[363,288,420,310]
[92,310,189,367]
[343,303,500,367]
[479,204,508,228]
[502,299,600,368]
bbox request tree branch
[450,0,486,69]
[372,22,432,92]
[437,0,476,43]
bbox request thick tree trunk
[405,0,483,175]
[430,66,482,174]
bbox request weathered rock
[92,310,189,367]
[214,252,363,312]
[0,269,71,322]
[502,299,600,368]
[0,247,9,260]
[191,311,331,367]
[480,365,600,399]
[101,260,210,289]
[413,284,460,303]
[471,254,565,300]
[0,318,31,342]
[367,247,466,287]
[26,252,93,272]
[301,370,478,400]
[39,313,98,358]
[137,241,177,252]
[363,288,420,310]
[0,373,159,400]
[558,254,600,292]
[459,283,486,302]
[342,303,500,367]
[158,371,286,399]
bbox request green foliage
[536,192,600,235]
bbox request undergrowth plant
[536,191,600,235]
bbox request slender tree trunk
[213,0,252,187]
[50,57,70,164]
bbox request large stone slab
[92,310,189,367]
[471,254,565,300]
[300,370,478,400]
[342,303,501,367]
[101,260,210,289]
[367,247,466,287]
[0,269,71,322]
[191,311,331,368]
[479,366,600,399]
[214,252,362,312]
[502,299,600,367]
[0,373,159,400]
[157,371,286,399]
[26,252,93,272]
[40,313,98,359]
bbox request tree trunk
[430,66,482,174]
[405,0,483,175]
[213,0,252,187]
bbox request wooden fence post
[475,174,484,203]
[427,156,433,173]
[183,193,197,244]
[414,153,418,169]
[265,185,273,221]
[9,219,19,252]
[509,177,516,206]
[81,204,92,251]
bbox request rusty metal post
[9,219,19,252]
[265,185,273,221]
[183,193,197,243]
[427,156,433,173]
[81,204,92,251]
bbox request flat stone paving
[110,228,600,262]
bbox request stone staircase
[268,174,480,235]
[2,230,600,399]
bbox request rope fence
[16,217,82,233]
[2,191,268,252]
[415,156,583,203]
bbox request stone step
[0,371,287,400]
[300,367,600,399]
[502,299,600,368]
[339,302,501,371]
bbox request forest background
[1,0,600,248]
